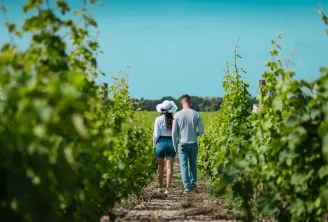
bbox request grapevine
[0,1,155,221]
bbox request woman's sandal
[158,187,165,192]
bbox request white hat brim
[156,101,178,113]
[156,104,163,112]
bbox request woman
[153,100,177,195]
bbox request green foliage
[199,16,328,221]
[0,1,155,221]
[198,39,253,220]
[244,35,328,221]
[198,38,251,176]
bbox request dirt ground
[110,158,241,222]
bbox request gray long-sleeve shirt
[172,108,204,148]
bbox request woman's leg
[157,158,164,188]
[156,138,165,189]
[166,158,174,189]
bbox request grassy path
[114,158,240,222]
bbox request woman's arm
[153,118,160,148]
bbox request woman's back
[153,100,177,195]
[154,115,172,137]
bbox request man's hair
[180,94,191,104]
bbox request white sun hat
[156,100,178,113]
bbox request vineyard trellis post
[258,79,266,109]
[252,79,266,112]
[102,82,108,98]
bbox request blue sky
[1,0,328,99]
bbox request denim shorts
[155,137,176,159]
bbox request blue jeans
[178,142,198,191]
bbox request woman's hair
[161,110,173,131]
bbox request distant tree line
[133,96,258,112]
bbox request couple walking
[153,94,204,195]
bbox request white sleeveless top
[153,115,172,147]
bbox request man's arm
[172,115,179,152]
[197,114,204,136]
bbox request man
[172,94,204,193]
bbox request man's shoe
[183,189,191,194]
[190,184,197,190]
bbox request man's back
[172,108,204,145]
[172,95,204,193]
